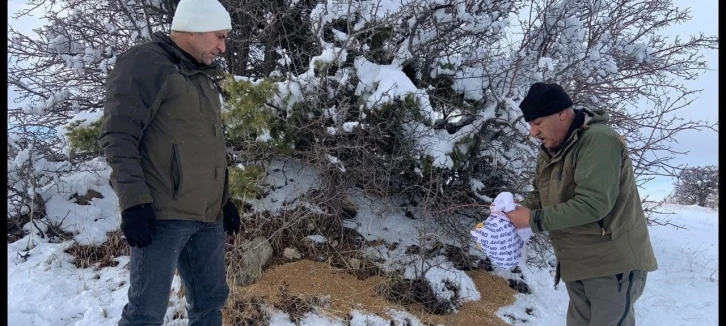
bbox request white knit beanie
[171,0,232,32]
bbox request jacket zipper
[597,219,606,236]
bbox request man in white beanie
[98,0,239,325]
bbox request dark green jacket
[98,32,229,223]
[522,109,658,282]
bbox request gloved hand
[222,200,241,235]
[120,204,157,248]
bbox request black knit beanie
[518,82,574,122]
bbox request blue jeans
[118,220,229,326]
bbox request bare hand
[505,206,531,228]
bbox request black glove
[222,200,241,235]
[120,204,157,248]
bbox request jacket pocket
[567,221,608,236]
[171,143,183,200]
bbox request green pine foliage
[227,164,266,201]
[222,77,279,144]
[65,119,103,154]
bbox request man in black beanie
[518,82,581,151]
[505,82,658,326]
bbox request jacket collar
[540,108,596,162]
[152,32,220,76]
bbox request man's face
[189,30,228,65]
[527,111,569,150]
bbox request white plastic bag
[470,192,532,269]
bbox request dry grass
[7,213,30,243]
[41,217,76,243]
[220,188,521,324]
[222,286,270,325]
[377,273,456,315]
[273,283,321,323]
[235,259,516,326]
[227,200,383,279]
[65,230,129,269]
[222,195,518,324]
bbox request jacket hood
[581,107,610,127]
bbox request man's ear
[558,109,572,121]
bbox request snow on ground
[8,160,188,326]
[267,308,435,326]
[41,159,121,246]
[637,204,719,325]
[497,203,720,326]
[346,190,482,305]
[245,159,321,214]
[8,162,719,326]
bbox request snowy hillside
[7,163,719,326]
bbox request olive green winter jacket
[522,109,658,283]
[98,32,229,223]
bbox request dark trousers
[565,270,648,326]
[118,220,229,326]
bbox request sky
[632,0,719,200]
[6,0,718,201]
